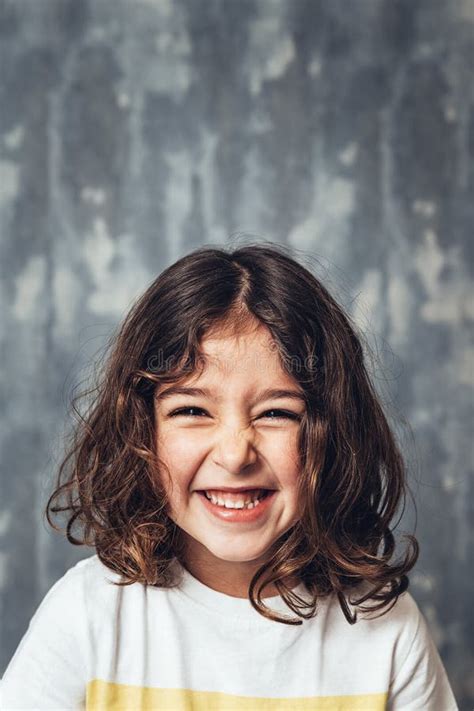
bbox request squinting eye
[167,407,300,421]
[168,407,207,418]
[260,409,301,421]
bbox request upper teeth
[204,490,267,509]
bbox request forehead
[156,327,303,400]
[197,326,291,379]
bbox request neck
[179,536,299,599]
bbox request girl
[1,243,458,710]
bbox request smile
[203,489,269,508]
[196,490,276,523]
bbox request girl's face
[154,323,306,596]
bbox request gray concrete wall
[0,1,472,707]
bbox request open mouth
[196,489,276,522]
[197,489,272,509]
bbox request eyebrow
[155,385,306,405]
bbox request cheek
[267,431,301,472]
[157,429,200,489]
[166,438,194,465]
[276,443,303,504]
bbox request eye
[167,407,301,421]
[259,409,301,421]
[168,407,208,418]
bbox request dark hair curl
[46,241,419,626]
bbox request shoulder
[326,584,426,658]
[332,586,458,708]
[352,580,420,617]
[63,552,124,587]
[0,555,108,698]
[367,589,425,662]
[361,587,422,634]
[45,552,120,591]
[384,593,458,708]
[345,585,458,709]
[33,553,124,621]
[342,582,422,635]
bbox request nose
[211,422,258,474]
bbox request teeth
[204,490,266,509]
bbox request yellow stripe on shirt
[87,678,388,710]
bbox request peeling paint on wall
[0,1,472,705]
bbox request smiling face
[154,320,306,597]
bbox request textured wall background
[0,0,472,707]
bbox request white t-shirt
[1,554,458,710]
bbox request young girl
[1,243,458,710]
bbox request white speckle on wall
[248,109,272,136]
[196,128,223,242]
[139,0,173,13]
[455,346,474,387]
[0,160,19,206]
[12,255,47,322]
[287,215,321,251]
[145,15,192,99]
[89,25,106,41]
[459,0,474,22]
[0,551,7,591]
[424,604,445,648]
[412,199,437,218]
[265,36,294,81]
[0,510,12,536]
[155,29,191,56]
[84,224,150,317]
[238,148,271,229]
[387,272,413,346]
[323,177,355,219]
[81,187,107,206]
[145,55,192,98]
[308,56,322,77]
[288,175,355,259]
[412,571,435,591]
[164,149,193,262]
[444,105,457,123]
[421,285,472,323]
[352,268,383,334]
[416,229,471,324]
[80,214,146,316]
[442,474,458,492]
[84,217,115,282]
[52,266,81,341]
[247,11,295,95]
[116,91,131,109]
[415,229,444,295]
[411,407,433,426]
[416,42,436,59]
[338,142,359,167]
[3,125,24,150]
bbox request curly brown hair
[46,241,419,626]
